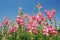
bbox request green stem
[3,25,8,40]
[50,20,53,25]
[16,25,22,40]
[54,16,57,29]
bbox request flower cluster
[26,15,38,34]
[0,3,59,40]
[43,25,57,36]
[16,16,24,26]
[45,9,56,20]
[36,11,44,24]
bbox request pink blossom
[26,21,37,30]
[31,21,37,27]
[26,16,38,34]
[36,11,44,24]
[51,9,56,16]
[32,29,38,34]
[51,30,57,35]
[43,25,57,36]
[43,26,49,36]
[19,19,24,26]
[48,25,54,32]
[45,9,56,20]
[45,10,52,20]
[28,18,33,24]
[26,24,31,30]
[37,11,44,20]
[3,17,10,25]
[16,16,24,26]
[48,25,57,35]
[16,16,21,22]
[9,26,17,34]
[31,14,36,20]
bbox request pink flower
[26,16,38,34]
[51,30,57,35]
[45,9,56,20]
[31,21,37,27]
[16,16,21,22]
[48,25,57,35]
[45,10,52,20]
[28,15,36,24]
[26,24,31,30]
[16,16,24,26]
[26,21,37,30]
[19,19,24,26]
[9,26,17,34]
[32,29,38,34]
[43,26,49,36]
[3,17,10,25]
[28,20,33,24]
[36,2,42,9]
[36,11,44,24]
[51,8,56,16]
[31,14,36,20]
[48,25,54,32]
[43,25,57,36]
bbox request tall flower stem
[16,25,24,40]
[54,16,57,29]
[0,26,2,40]
[3,25,8,40]
[0,31,2,40]
[30,30,34,40]
[16,25,21,40]
[50,19,53,25]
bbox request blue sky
[0,0,60,23]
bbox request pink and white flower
[9,26,17,34]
